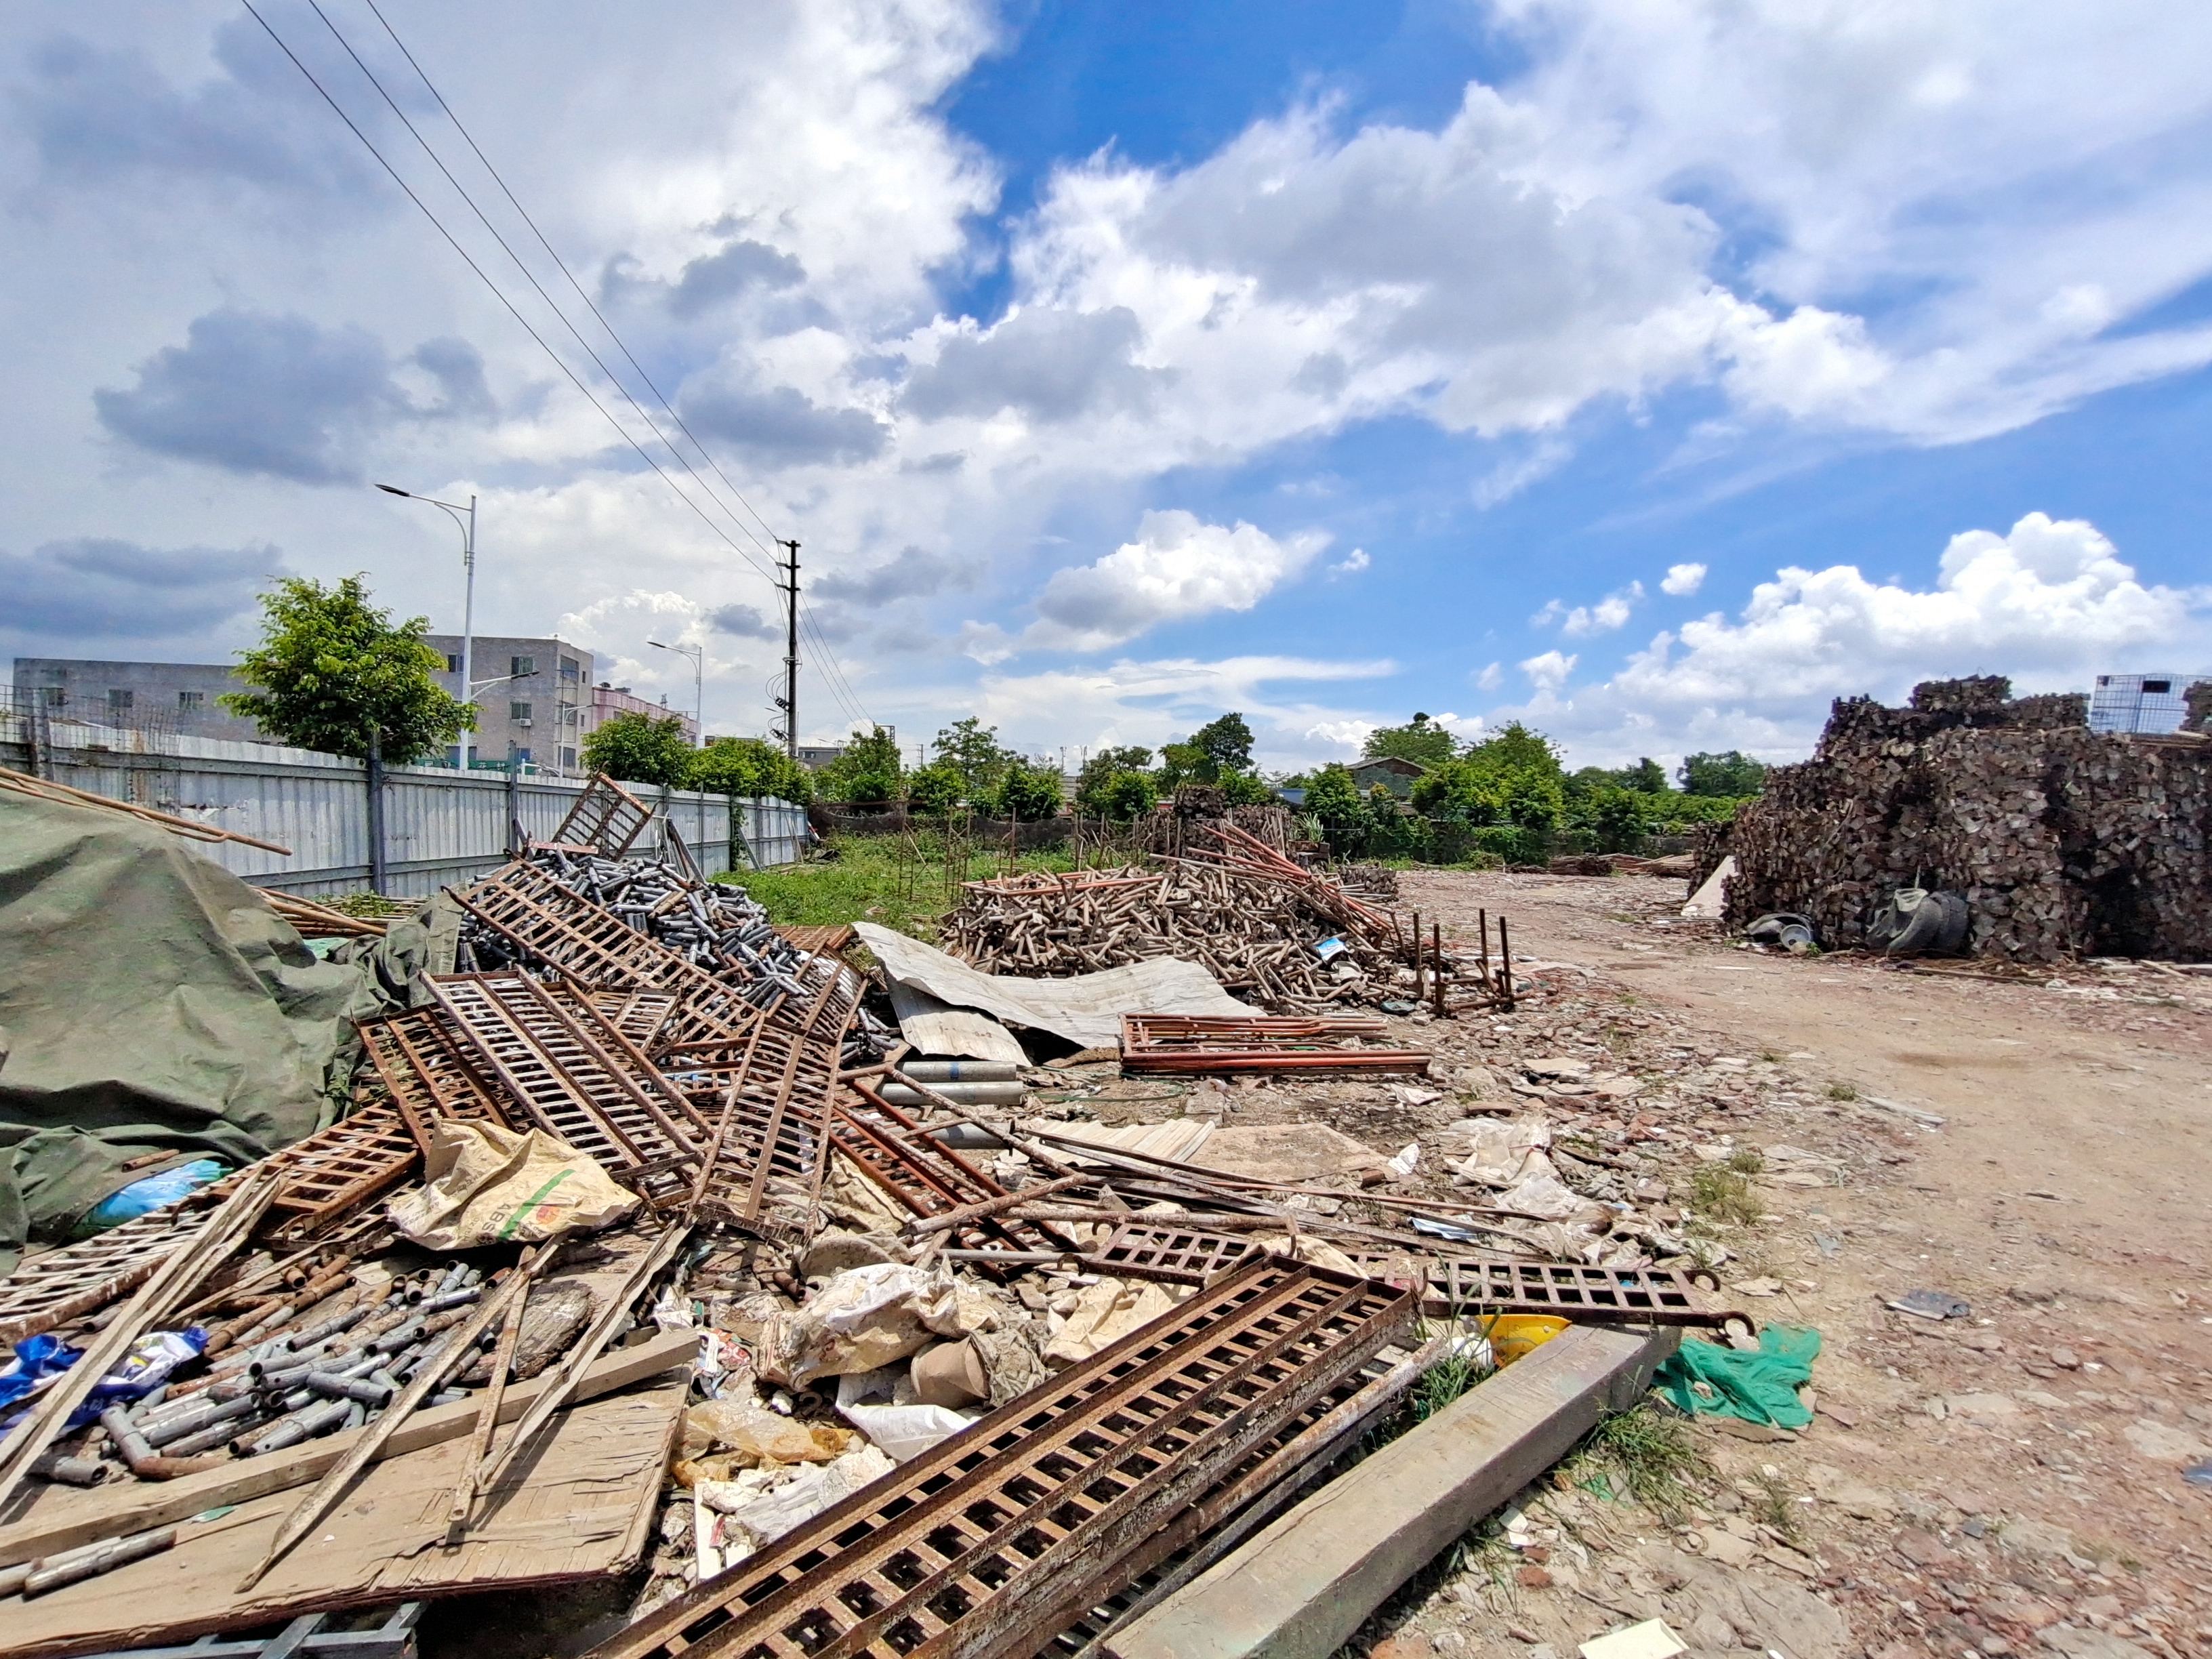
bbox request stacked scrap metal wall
[1723,676,2212,962]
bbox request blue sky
[3,0,2209,771]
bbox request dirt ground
[1362,868,2212,1659]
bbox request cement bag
[388,1120,636,1249]
[755,1263,963,1387]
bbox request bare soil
[1368,868,2212,1659]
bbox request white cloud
[1519,649,1578,693]
[1023,510,1330,652]
[1305,718,1376,750]
[1473,660,1504,691]
[1561,581,1644,636]
[1661,561,1708,596]
[1328,547,1370,577]
[1479,512,2208,764]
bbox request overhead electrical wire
[242,0,876,730]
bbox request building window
[445,653,462,673]
[108,689,134,712]
[514,747,532,764]
[511,655,535,678]
[560,747,577,769]
[2144,680,2171,694]
[560,656,580,680]
[39,687,66,708]
[510,701,533,722]
[178,690,205,710]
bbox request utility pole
[777,538,801,762]
[377,484,476,768]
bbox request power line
[243,1,875,727]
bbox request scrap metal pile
[940,821,1467,1008]
[0,777,1740,1658]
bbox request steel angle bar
[1335,1252,1746,1329]
[427,972,714,1208]
[585,1256,1416,1659]
[550,773,657,855]
[357,1006,515,1152]
[1119,1014,1431,1078]
[828,1086,1084,1258]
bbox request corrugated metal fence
[0,708,808,900]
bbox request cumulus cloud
[1304,719,1376,749]
[1026,510,1330,652]
[1328,548,1370,578]
[901,307,1169,424]
[93,310,492,484]
[1662,562,1708,596]
[0,537,280,638]
[1480,513,2207,764]
[813,546,977,606]
[1536,583,1643,636]
[676,369,888,468]
[709,602,780,639]
[665,238,806,318]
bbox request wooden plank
[1102,1323,1678,1659]
[1,1374,685,1659]
[0,1330,698,1570]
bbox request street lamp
[377,483,476,768]
[649,639,707,853]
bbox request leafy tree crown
[687,735,811,803]
[581,711,693,787]
[1361,712,1456,768]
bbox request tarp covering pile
[0,793,380,1268]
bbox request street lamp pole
[649,638,708,855]
[377,484,476,768]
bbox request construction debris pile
[941,822,1458,1008]
[0,774,1751,1659]
[1717,676,2212,961]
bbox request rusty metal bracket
[586,1256,1415,1659]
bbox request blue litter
[73,1158,227,1238]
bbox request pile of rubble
[1718,676,2212,962]
[0,775,1750,1659]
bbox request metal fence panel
[0,710,792,899]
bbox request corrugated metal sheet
[0,718,802,899]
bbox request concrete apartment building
[12,636,699,776]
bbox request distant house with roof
[1350,755,1428,798]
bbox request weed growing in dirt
[1826,1081,1858,1101]
[1690,1162,1764,1227]
[1746,1468,1809,1548]
[1560,1401,1711,1521]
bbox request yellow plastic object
[1484,1314,1570,1366]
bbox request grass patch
[717,833,1082,939]
[1689,1162,1763,1228]
[1558,1401,1711,1521]
[1825,1081,1858,1101]
[1745,1468,1809,1548]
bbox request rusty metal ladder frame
[356,1005,516,1153]
[1335,1251,1746,1328]
[829,1083,1085,1257]
[427,973,715,1208]
[587,1256,1414,1659]
[550,773,657,854]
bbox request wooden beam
[1102,1323,1677,1659]
[0,1330,699,1570]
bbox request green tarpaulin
[0,792,386,1270]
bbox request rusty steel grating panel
[573,985,684,1051]
[1086,1221,1261,1286]
[774,922,857,958]
[258,1103,422,1243]
[428,972,715,1210]
[829,1086,1082,1258]
[0,1204,216,1343]
[550,773,657,855]
[1119,1013,1431,1077]
[357,1005,514,1153]
[451,861,765,1042]
[653,960,866,1236]
[585,1256,1415,1659]
[1336,1252,1744,1328]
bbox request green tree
[1092,769,1158,821]
[1188,712,1255,779]
[687,736,811,804]
[220,575,473,763]
[1679,750,1768,796]
[1218,770,1275,806]
[1155,739,1206,791]
[991,758,1063,821]
[904,760,965,815]
[1361,712,1456,769]
[582,711,693,787]
[1073,745,1155,815]
[819,725,904,803]
[1584,786,1648,852]
[931,716,1017,797]
[1465,721,1563,776]
[1618,756,1671,794]
[1303,762,1374,855]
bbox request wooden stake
[444,1273,533,1542]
